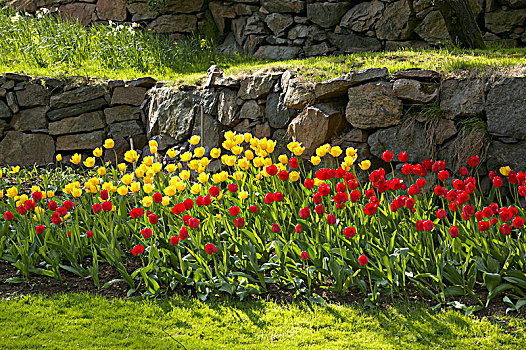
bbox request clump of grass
[0,7,254,81]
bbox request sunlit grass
[0,293,524,349]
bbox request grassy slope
[0,293,524,349]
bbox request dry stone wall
[6,0,526,59]
[1,66,526,182]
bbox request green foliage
[0,293,525,349]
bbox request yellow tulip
[130,182,141,193]
[83,157,95,168]
[162,197,171,206]
[175,181,186,192]
[311,156,321,166]
[210,148,221,158]
[243,133,252,143]
[124,150,139,163]
[143,183,154,194]
[167,148,177,158]
[278,154,288,164]
[346,147,357,157]
[135,167,145,178]
[330,146,343,157]
[152,162,162,173]
[166,164,176,173]
[263,158,272,166]
[224,131,235,140]
[104,139,115,149]
[118,163,126,172]
[189,135,200,145]
[290,171,300,182]
[180,152,192,162]
[193,147,205,158]
[56,154,62,162]
[46,190,55,198]
[70,153,82,165]
[117,186,129,196]
[245,150,254,161]
[198,172,209,184]
[359,160,371,171]
[238,157,250,171]
[238,191,248,200]
[200,157,210,167]
[149,140,158,148]
[500,166,512,176]
[97,167,107,176]
[72,188,82,198]
[141,196,153,208]
[122,174,133,185]
[292,146,305,156]
[163,186,176,197]
[191,183,202,195]
[7,187,18,198]
[149,146,158,154]
[93,147,103,157]
[143,156,154,167]
[180,170,190,181]
[0,190,3,199]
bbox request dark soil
[1,259,524,320]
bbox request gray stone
[240,100,265,120]
[393,79,439,103]
[346,82,403,129]
[146,14,198,33]
[10,106,48,131]
[47,98,108,121]
[15,84,50,108]
[203,65,224,89]
[327,32,381,53]
[486,78,526,140]
[368,122,428,163]
[104,105,141,124]
[50,85,107,109]
[218,89,240,126]
[307,2,351,28]
[283,80,315,109]
[315,67,388,100]
[0,131,55,167]
[164,0,205,13]
[111,86,147,106]
[6,92,18,114]
[0,88,6,98]
[0,101,11,119]
[254,122,272,139]
[262,0,305,13]
[440,78,485,118]
[238,74,276,100]
[109,120,144,137]
[272,128,293,157]
[244,15,269,36]
[126,77,157,89]
[243,35,265,55]
[414,11,450,43]
[287,103,348,156]
[265,13,294,36]
[49,111,105,136]
[56,131,107,151]
[191,112,223,151]
[340,0,384,32]
[435,119,457,145]
[375,0,415,40]
[487,140,526,173]
[59,3,96,26]
[127,2,158,21]
[96,0,127,21]
[209,1,236,35]
[254,46,301,60]
[265,92,297,128]
[1,80,15,90]
[233,3,259,16]
[4,73,30,82]
[485,9,526,34]
[304,42,331,57]
[391,69,440,80]
[501,0,526,8]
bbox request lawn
[0,7,525,85]
[0,293,524,349]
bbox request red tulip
[57,206,67,217]
[295,224,302,233]
[17,206,27,215]
[397,151,409,162]
[300,251,309,260]
[278,170,289,181]
[500,224,512,236]
[513,216,524,229]
[271,223,280,233]
[438,170,449,182]
[460,167,469,176]
[179,227,189,240]
[304,178,314,190]
[184,198,194,210]
[343,227,356,239]
[148,213,158,224]
[189,218,200,229]
[249,205,258,213]
[48,200,57,211]
[32,191,42,202]
[493,176,503,188]
[315,204,325,215]
[449,225,459,238]
[382,150,394,162]
[100,189,109,200]
[401,163,413,175]
[265,164,278,176]
[326,214,337,225]
[363,203,378,216]
[51,213,61,225]
[467,155,480,167]
[86,230,93,238]
[289,157,299,169]
[358,254,368,266]
[141,227,152,239]
[264,192,275,204]
[35,225,45,234]
[234,217,245,228]
[153,192,163,203]
[209,185,220,197]
[205,242,217,255]
[299,207,311,219]
[92,203,103,214]
[130,207,144,219]
[170,235,180,246]
[63,200,74,210]
[131,244,145,256]
[228,183,238,193]
[435,209,447,219]
[274,191,284,202]
[102,201,112,212]
[3,211,14,221]
[478,220,491,231]
[229,206,240,217]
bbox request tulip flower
[358,254,368,267]
[131,244,145,256]
[205,243,217,255]
[300,251,309,260]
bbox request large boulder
[307,2,351,28]
[104,105,141,124]
[440,78,485,118]
[485,9,526,34]
[96,0,127,22]
[315,67,388,100]
[49,111,105,136]
[340,0,384,32]
[264,13,294,36]
[261,0,305,13]
[392,79,439,103]
[238,74,277,100]
[56,131,106,151]
[283,80,315,109]
[265,92,297,128]
[486,78,526,140]
[50,85,108,109]
[414,11,450,43]
[0,131,55,166]
[59,3,96,26]
[327,32,381,53]
[10,106,49,131]
[346,82,403,129]
[15,84,50,108]
[146,15,198,33]
[218,89,240,126]
[47,98,108,121]
[191,113,223,151]
[487,140,526,173]
[109,120,144,138]
[368,121,428,163]
[288,103,347,156]
[164,0,205,13]
[240,100,265,121]
[375,0,416,40]
[111,86,147,106]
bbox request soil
[1,259,524,320]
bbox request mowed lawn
[0,293,524,349]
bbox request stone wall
[7,0,526,59]
[1,66,526,179]
[147,65,526,178]
[0,73,156,166]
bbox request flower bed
[1,132,525,310]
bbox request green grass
[0,293,524,349]
[1,8,526,86]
